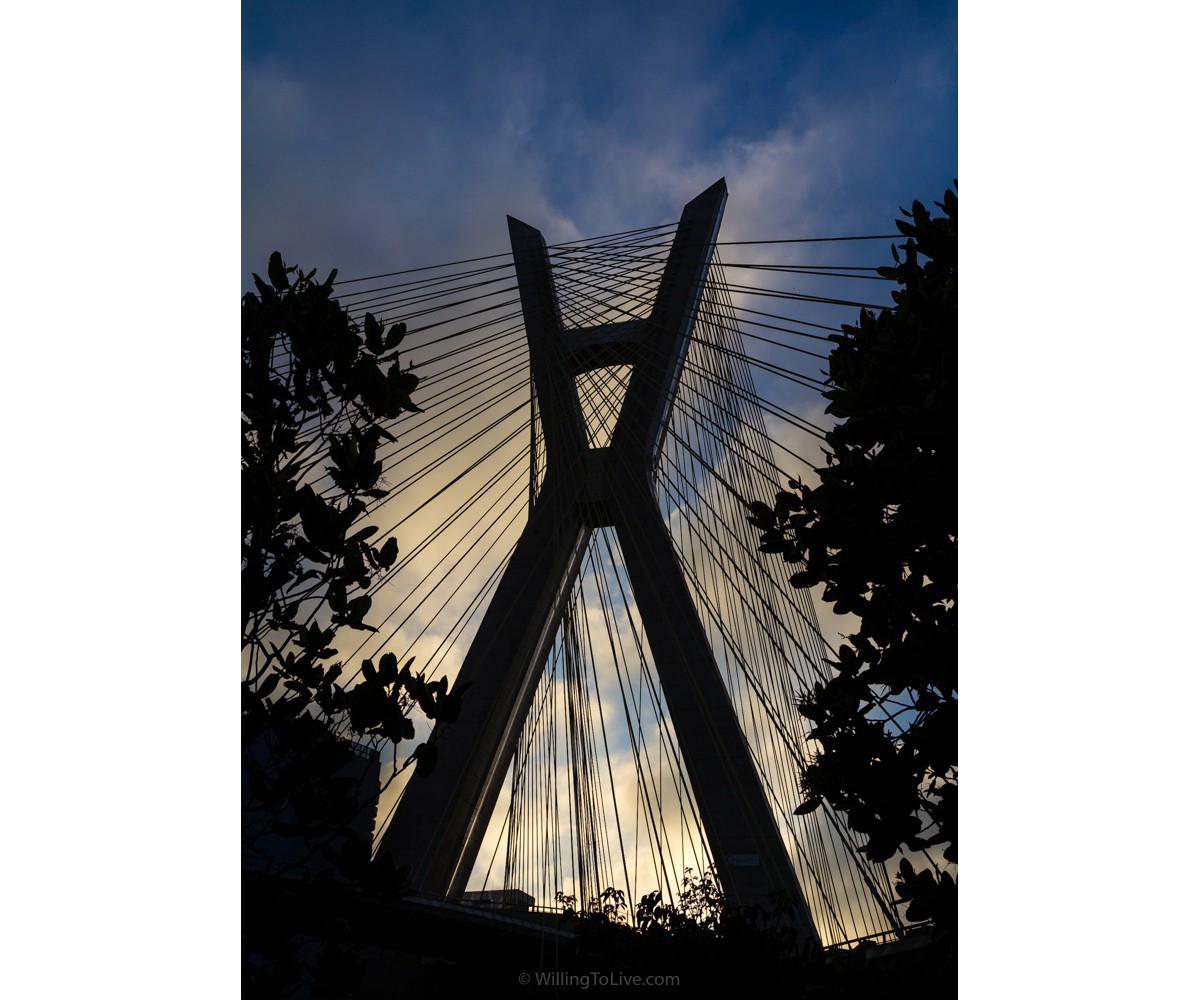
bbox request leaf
[364,312,384,355]
[384,713,416,743]
[296,486,336,552]
[435,681,467,724]
[252,273,275,302]
[377,537,399,569]
[268,251,288,291]
[748,500,775,523]
[412,742,437,778]
[793,798,822,816]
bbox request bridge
[244,179,935,958]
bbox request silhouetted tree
[749,188,957,937]
[551,868,807,988]
[551,869,947,995]
[241,253,463,996]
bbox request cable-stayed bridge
[245,179,930,951]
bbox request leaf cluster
[242,252,419,639]
[242,252,453,989]
[748,188,958,921]
[242,254,453,993]
[551,867,954,991]
[554,869,816,988]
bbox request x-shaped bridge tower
[379,179,818,943]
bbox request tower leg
[611,479,818,940]
[379,198,593,896]
[377,481,589,895]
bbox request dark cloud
[243,1,956,285]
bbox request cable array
[250,218,918,946]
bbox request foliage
[241,252,464,996]
[556,868,730,935]
[549,869,954,993]
[549,868,806,987]
[748,188,957,931]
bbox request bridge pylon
[378,179,818,943]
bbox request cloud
[242,60,306,140]
[243,2,954,292]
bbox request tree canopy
[242,253,465,995]
[749,187,957,933]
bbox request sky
[242,0,957,290]
[7,2,1200,996]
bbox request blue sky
[242,0,956,287]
